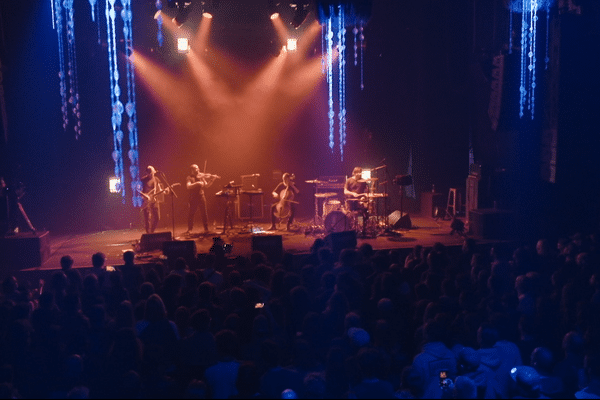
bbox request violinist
[185,164,220,235]
[268,172,299,231]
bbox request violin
[196,172,221,180]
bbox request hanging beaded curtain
[103,0,141,205]
[51,0,141,205]
[507,0,555,120]
[318,0,371,162]
[51,0,82,139]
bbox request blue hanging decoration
[65,0,82,139]
[508,11,513,54]
[359,23,364,90]
[353,26,358,66]
[545,2,550,69]
[51,0,56,29]
[509,0,554,119]
[106,0,126,202]
[337,4,346,161]
[121,0,142,207]
[53,0,69,131]
[155,0,164,47]
[319,1,371,161]
[89,0,97,21]
[326,14,335,151]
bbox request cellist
[268,172,299,231]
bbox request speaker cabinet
[139,231,172,252]
[420,192,445,218]
[469,209,515,240]
[389,211,412,229]
[162,240,197,268]
[0,231,50,270]
[326,230,357,257]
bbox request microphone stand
[160,172,179,239]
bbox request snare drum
[323,199,342,217]
[324,210,352,233]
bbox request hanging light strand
[359,23,364,90]
[509,11,513,54]
[528,0,538,119]
[53,0,69,131]
[65,0,82,139]
[121,0,142,207]
[519,1,527,118]
[326,12,335,151]
[88,0,97,21]
[106,0,126,201]
[156,0,164,46]
[337,4,347,161]
[545,3,550,69]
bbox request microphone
[253,173,260,177]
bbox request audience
[2,229,600,398]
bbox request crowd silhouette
[1,231,600,399]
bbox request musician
[268,172,299,231]
[140,165,165,234]
[186,164,218,235]
[344,167,369,210]
[344,167,370,235]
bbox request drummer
[344,167,369,212]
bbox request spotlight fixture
[290,2,310,28]
[286,38,297,51]
[172,1,193,27]
[177,37,190,53]
[268,0,281,19]
[109,177,121,194]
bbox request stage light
[177,37,190,53]
[291,2,310,28]
[361,169,371,180]
[270,12,280,20]
[287,38,297,51]
[109,177,121,194]
[203,11,213,18]
[172,1,193,27]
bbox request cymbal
[305,179,325,184]
[314,192,337,198]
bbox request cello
[274,173,298,220]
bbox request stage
[0,212,498,285]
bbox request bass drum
[323,199,342,217]
[324,210,352,233]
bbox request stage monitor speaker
[389,211,412,229]
[139,231,172,252]
[325,230,357,257]
[162,240,197,268]
[252,235,283,264]
[0,231,50,270]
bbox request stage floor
[16,214,471,275]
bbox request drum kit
[305,177,389,236]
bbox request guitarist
[140,165,166,234]
[268,172,299,231]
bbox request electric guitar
[138,183,180,209]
